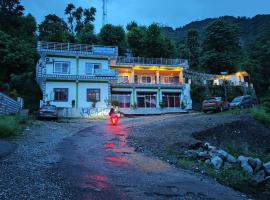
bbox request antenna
[102,0,107,27]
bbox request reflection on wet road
[57,119,246,200]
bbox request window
[54,88,68,102]
[112,93,131,108]
[141,76,152,84]
[137,92,157,108]
[163,77,179,84]
[87,89,100,102]
[162,93,181,108]
[85,63,102,75]
[54,62,70,74]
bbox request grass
[177,157,251,192]
[0,115,30,138]
[251,106,270,125]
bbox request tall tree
[127,25,147,56]
[186,30,200,70]
[99,24,126,55]
[201,20,240,74]
[76,23,97,44]
[38,14,70,42]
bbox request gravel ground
[0,119,99,200]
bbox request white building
[36,41,192,118]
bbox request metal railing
[0,92,22,115]
[37,41,118,56]
[115,56,189,67]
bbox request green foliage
[38,14,70,42]
[186,30,201,70]
[127,25,147,56]
[251,106,270,125]
[0,116,29,137]
[76,23,97,44]
[201,20,240,74]
[111,100,120,107]
[99,24,126,55]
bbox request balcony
[112,56,189,68]
[37,41,118,56]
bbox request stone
[216,149,228,160]
[241,162,253,175]
[248,158,263,173]
[205,159,211,165]
[204,143,216,151]
[211,156,223,169]
[238,155,249,163]
[198,151,211,160]
[250,170,266,186]
[263,161,270,175]
[227,154,237,163]
[184,150,198,158]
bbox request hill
[162,14,270,46]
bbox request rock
[248,158,263,173]
[250,170,266,186]
[204,143,216,151]
[184,150,198,158]
[211,156,223,169]
[205,159,211,165]
[241,162,254,175]
[227,154,237,163]
[216,150,228,160]
[238,155,249,163]
[263,161,270,175]
[198,151,211,160]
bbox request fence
[0,92,23,115]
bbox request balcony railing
[114,56,189,67]
[37,41,118,56]
[116,77,182,85]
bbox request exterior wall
[78,58,109,75]
[45,56,109,76]
[78,82,109,108]
[45,81,76,108]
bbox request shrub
[0,116,29,137]
[251,106,270,125]
[111,100,120,107]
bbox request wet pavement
[55,118,247,200]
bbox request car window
[41,106,56,111]
[232,97,242,102]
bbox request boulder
[248,158,263,173]
[205,159,211,165]
[184,150,198,158]
[227,154,237,163]
[250,170,266,186]
[204,143,216,151]
[241,162,254,175]
[216,150,228,160]
[238,155,249,163]
[198,151,211,160]
[211,156,223,169]
[263,161,270,175]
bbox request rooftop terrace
[37,41,118,56]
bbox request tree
[186,30,200,70]
[38,14,70,42]
[127,25,147,56]
[76,23,97,44]
[246,32,270,96]
[99,24,126,55]
[201,20,240,74]
[144,24,176,58]
[126,21,138,31]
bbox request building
[211,71,251,86]
[36,41,192,117]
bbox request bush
[0,116,29,137]
[251,106,270,125]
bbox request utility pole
[102,0,107,27]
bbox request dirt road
[0,114,248,200]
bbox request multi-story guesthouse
[36,41,192,117]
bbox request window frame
[87,88,101,102]
[53,61,70,74]
[53,88,69,102]
[141,76,152,84]
[85,63,102,75]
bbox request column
[156,69,160,84]
[179,70,184,84]
[131,69,135,83]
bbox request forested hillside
[162,15,270,46]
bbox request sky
[21,0,270,31]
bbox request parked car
[38,105,58,120]
[230,95,256,109]
[202,97,230,113]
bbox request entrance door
[137,92,157,108]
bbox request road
[0,115,247,200]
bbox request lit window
[87,89,100,102]
[54,62,70,74]
[142,76,151,83]
[54,88,68,102]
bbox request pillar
[131,69,135,83]
[156,70,160,84]
[179,70,184,84]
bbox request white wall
[78,58,109,75]
[78,82,109,108]
[45,82,76,108]
[46,57,77,75]
[45,56,109,76]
